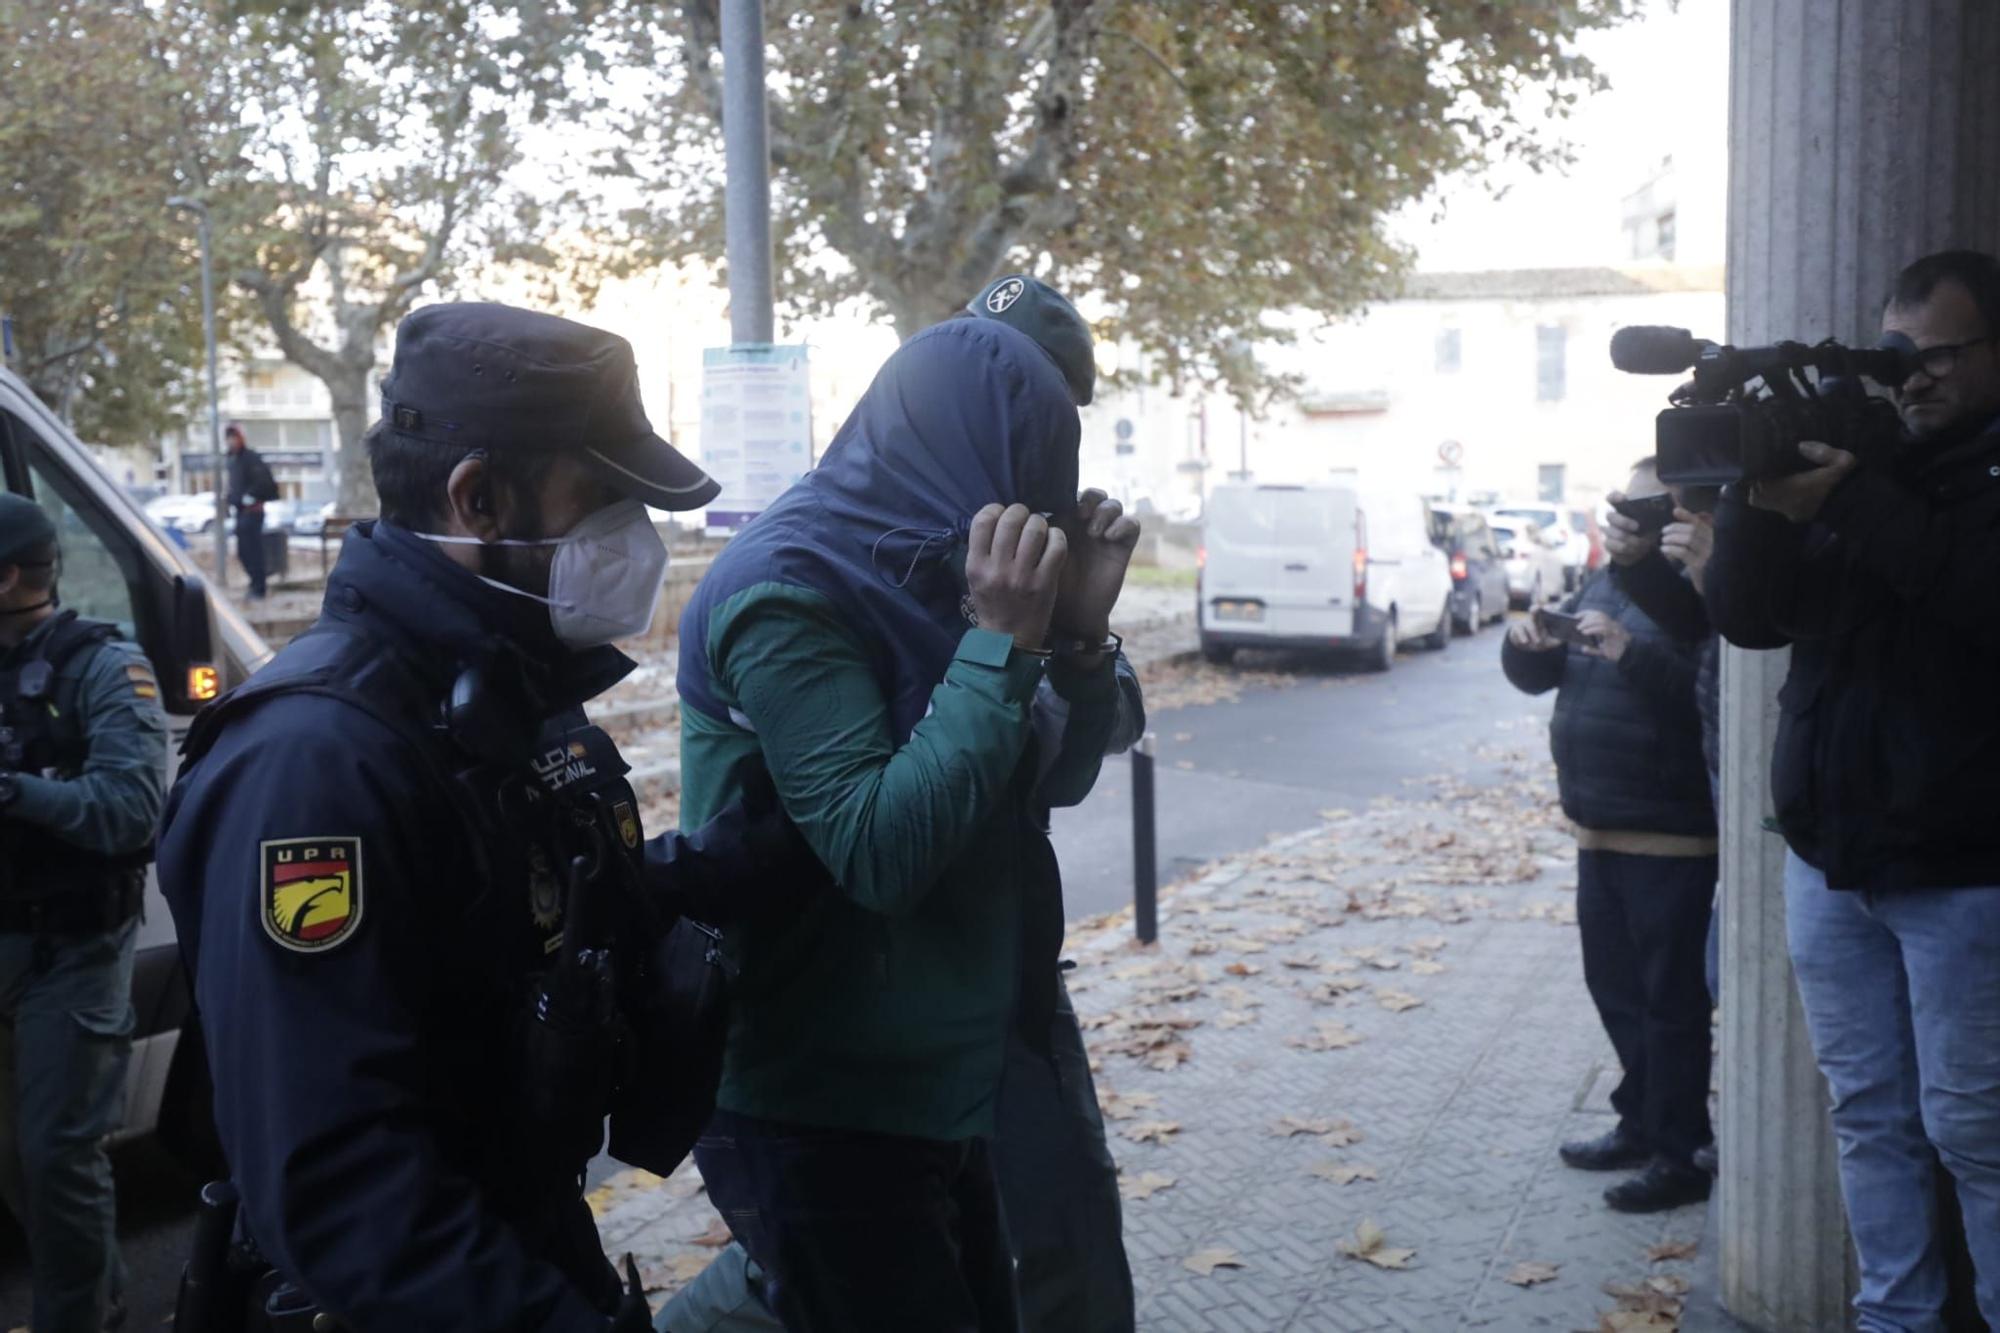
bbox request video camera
[1610,326,1917,486]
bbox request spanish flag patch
[260,837,363,953]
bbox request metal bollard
[1132,731,1158,944]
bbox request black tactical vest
[0,611,151,911]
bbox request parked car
[2,365,269,1148]
[1425,503,1512,634]
[1490,502,1591,591]
[291,500,337,537]
[1486,518,1567,608]
[1199,482,1453,672]
[144,491,230,537]
[1567,505,1606,582]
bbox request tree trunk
[328,377,377,519]
[889,288,973,342]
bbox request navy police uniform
[156,305,816,1332]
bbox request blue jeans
[1784,852,2000,1332]
[0,920,137,1333]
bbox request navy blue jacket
[157,522,800,1332]
[1501,570,1715,838]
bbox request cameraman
[1706,249,2000,1330]
[1502,458,1716,1215]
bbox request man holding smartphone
[1502,457,1717,1213]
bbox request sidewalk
[595,732,1705,1331]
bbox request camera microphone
[1609,325,1705,374]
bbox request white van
[1197,483,1453,671]
[1,366,270,1148]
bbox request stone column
[1718,2,2000,1328]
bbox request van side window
[16,423,142,638]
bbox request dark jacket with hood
[1706,414,2000,891]
[1501,569,1715,838]
[676,317,1123,1142]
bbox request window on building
[1536,325,1567,402]
[1538,464,1566,503]
[1435,327,1462,374]
[1655,209,1677,262]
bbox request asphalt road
[1051,617,1555,919]
[0,617,1552,1331]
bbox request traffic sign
[1438,439,1464,467]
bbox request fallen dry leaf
[1224,961,1263,977]
[1095,1089,1160,1121]
[1217,1009,1256,1028]
[1504,1261,1560,1287]
[1143,1041,1193,1071]
[1318,1122,1365,1148]
[1289,1020,1365,1052]
[1280,952,1321,969]
[1376,989,1425,1013]
[1233,938,1268,954]
[1272,1115,1346,1138]
[1182,1246,1247,1277]
[1121,1119,1182,1145]
[1306,1160,1379,1185]
[1119,1170,1177,1201]
[1411,959,1447,976]
[690,1217,733,1248]
[1187,938,1220,956]
[1216,984,1262,1008]
[1336,1218,1416,1270]
[1646,1239,1698,1264]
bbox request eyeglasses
[1910,335,1998,380]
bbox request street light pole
[168,195,227,588]
[720,0,775,345]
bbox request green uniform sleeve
[8,641,169,856]
[712,585,1042,917]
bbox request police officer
[157,303,820,1332]
[0,492,169,1333]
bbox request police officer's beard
[475,491,556,602]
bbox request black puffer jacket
[1613,551,1721,798]
[1501,571,1715,837]
[1707,416,2000,891]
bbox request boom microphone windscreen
[1610,325,1703,374]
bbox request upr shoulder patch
[261,837,363,952]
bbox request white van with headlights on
[1197,482,1452,672]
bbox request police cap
[380,303,720,512]
[0,493,56,568]
[966,274,1096,406]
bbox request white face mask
[420,498,670,648]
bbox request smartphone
[1534,608,1600,649]
[1610,492,1678,536]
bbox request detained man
[667,275,1139,1331]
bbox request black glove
[608,1255,653,1332]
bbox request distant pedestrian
[224,423,278,598]
[1502,458,1716,1214]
